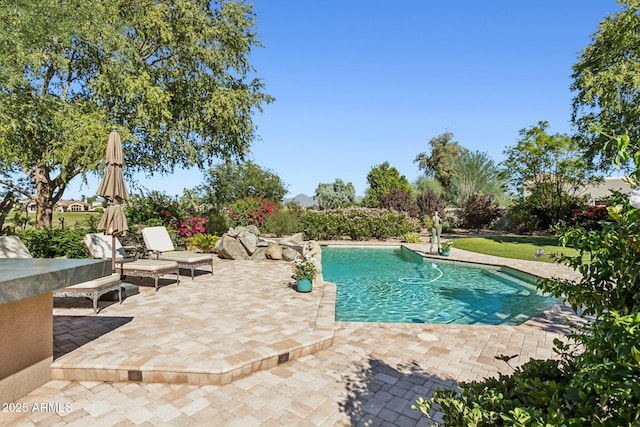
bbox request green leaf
[632,346,640,365]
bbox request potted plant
[440,240,453,256]
[293,256,316,292]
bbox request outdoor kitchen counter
[0,258,111,403]
[0,258,111,305]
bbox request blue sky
[66,0,620,200]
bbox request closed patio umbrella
[97,126,129,271]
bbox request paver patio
[1,245,582,426]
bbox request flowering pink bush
[570,203,609,230]
[228,196,280,228]
[126,192,207,239]
[177,216,207,238]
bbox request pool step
[489,271,539,292]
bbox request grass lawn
[26,211,101,229]
[450,235,583,263]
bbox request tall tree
[414,132,467,192]
[197,160,287,211]
[571,0,640,169]
[314,179,355,210]
[362,161,411,208]
[502,121,600,228]
[0,0,273,227]
[412,175,443,196]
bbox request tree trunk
[34,166,55,229]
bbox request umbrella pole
[111,235,116,273]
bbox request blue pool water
[321,246,560,325]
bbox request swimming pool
[321,246,560,325]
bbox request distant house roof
[579,177,632,203]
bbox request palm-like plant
[450,150,508,207]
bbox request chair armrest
[115,257,139,265]
[146,249,162,259]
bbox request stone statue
[302,240,323,285]
[430,212,442,253]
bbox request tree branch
[141,44,162,62]
[61,49,77,101]
[0,179,34,200]
[41,63,56,99]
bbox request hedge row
[299,208,418,241]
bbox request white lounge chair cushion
[117,259,178,273]
[141,226,175,252]
[84,233,128,259]
[0,236,33,258]
[61,273,121,290]
[156,251,212,264]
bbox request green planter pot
[296,278,312,292]
[441,250,450,256]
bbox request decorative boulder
[280,232,304,246]
[245,225,260,237]
[265,242,282,260]
[282,247,300,261]
[215,226,318,264]
[216,234,250,260]
[249,247,267,260]
[238,230,258,255]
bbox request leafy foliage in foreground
[416,310,640,425]
[416,137,640,426]
[414,193,640,426]
[544,192,640,317]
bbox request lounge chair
[83,233,180,291]
[141,226,214,280]
[0,235,121,314]
[0,235,33,258]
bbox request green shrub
[423,215,433,231]
[416,312,640,426]
[499,202,541,232]
[81,213,101,231]
[403,232,420,243]
[205,212,228,235]
[298,210,344,240]
[299,208,418,241]
[185,234,219,253]
[261,209,302,236]
[18,229,90,258]
[414,358,569,426]
[125,191,183,228]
